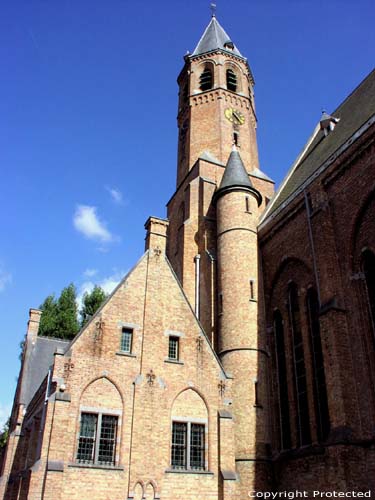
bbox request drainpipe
[194,254,201,319]
[304,189,321,305]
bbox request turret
[214,147,270,491]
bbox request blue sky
[0,0,374,427]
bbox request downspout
[36,367,52,461]
[304,190,321,304]
[194,254,201,319]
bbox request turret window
[226,69,237,92]
[200,67,213,91]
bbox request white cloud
[73,205,113,242]
[106,186,123,205]
[0,267,12,292]
[76,269,126,312]
[83,268,98,278]
[0,403,11,429]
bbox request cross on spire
[210,2,217,17]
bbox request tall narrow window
[77,412,118,466]
[307,288,330,441]
[120,328,133,353]
[363,249,375,335]
[199,67,213,91]
[168,336,179,360]
[233,131,239,146]
[273,310,292,450]
[218,293,223,315]
[288,283,311,446]
[245,196,250,213]
[226,69,237,92]
[171,422,205,470]
[250,280,255,300]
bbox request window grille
[171,422,187,468]
[120,328,133,353]
[171,422,205,470]
[226,69,237,92]
[168,336,179,360]
[77,412,118,466]
[200,67,213,91]
[190,424,205,470]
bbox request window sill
[165,469,214,475]
[116,351,136,358]
[164,358,184,365]
[68,462,124,471]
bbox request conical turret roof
[219,147,253,191]
[214,147,262,205]
[192,16,243,57]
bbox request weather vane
[210,3,217,17]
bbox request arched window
[199,66,213,91]
[288,283,311,446]
[306,288,330,441]
[226,69,237,92]
[363,249,375,334]
[273,310,291,450]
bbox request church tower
[176,14,259,186]
[167,13,274,493]
[167,13,274,344]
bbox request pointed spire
[219,146,253,191]
[214,147,262,206]
[192,16,243,57]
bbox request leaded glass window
[77,412,118,466]
[171,421,205,471]
[168,336,179,360]
[120,328,132,353]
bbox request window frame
[76,410,119,467]
[171,420,206,471]
[168,336,180,361]
[120,327,133,354]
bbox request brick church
[1,13,375,500]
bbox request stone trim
[164,330,185,338]
[221,469,237,480]
[164,358,184,365]
[79,406,122,416]
[116,352,137,358]
[47,460,64,472]
[55,392,71,402]
[68,462,124,471]
[165,469,214,475]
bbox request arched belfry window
[226,69,237,92]
[306,288,330,442]
[199,66,213,91]
[288,283,311,447]
[363,249,375,334]
[273,310,292,450]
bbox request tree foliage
[80,285,107,327]
[0,419,9,451]
[38,284,79,340]
[37,283,107,339]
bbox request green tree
[38,284,79,340]
[80,286,107,327]
[55,283,79,339]
[38,294,58,337]
[0,419,9,451]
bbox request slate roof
[218,148,253,192]
[20,336,69,407]
[192,16,243,58]
[263,68,375,220]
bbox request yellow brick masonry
[7,236,235,500]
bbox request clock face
[224,107,245,125]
